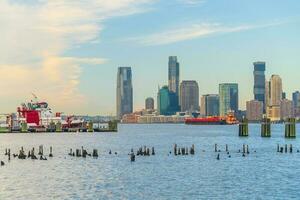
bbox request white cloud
[179,0,205,6]
[130,22,283,46]
[0,0,152,114]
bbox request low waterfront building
[121,113,140,123]
[246,100,263,121]
[137,113,188,124]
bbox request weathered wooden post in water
[261,117,271,137]
[56,121,62,132]
[21,122,28,133]
[108,120,118,132]
[88,121,94,132]
[239,117,248,137]
[285,118,296,138]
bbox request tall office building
[292,91,300,116]
[246,100,263,121]
[157,86,179,115]
[168,56,180,95]
[201,94,219,116]
[116,67,133,120]
[266,75,282,121]
[280,99,294,120]
[219,83,239,116]
[145,97,154,110]
[253,62,266,109]
[180,81,199,113]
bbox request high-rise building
[219,83,239,116]
[116,67,133,120]
[253,62,266,109]
[145,97,154,110]
[292,91,300,117]
[280,99,294,120]
[180,81,199,113]
[168,56,180,95]
[201,94,220,116]
[246,100,263,121]
[168,56,180,112]
[266,75,282,121]
[157,86,179,115]
[265,80,270,109]
[269,75,282,106]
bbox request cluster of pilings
[136,146,155,156]
[239,117,297,138]
[173,144,195,156]
[276,144,299,153]
[215,143,253,160]
[129,146,156,162]
[215,144,232,159]
[68,147,99,158]
[3,145,52,162]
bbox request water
[0,124,300,200]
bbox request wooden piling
[261,117,271,137]
[239,117,249,137]
[285,118,296,138]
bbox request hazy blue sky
[1,0,300,115]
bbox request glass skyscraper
[168,56,180,113]
[219,83,239,116]
[168,56,180,95]
[253,62,266,109]
[157,86,179,115]
[116,67,133,120]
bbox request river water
[0,124,300,200]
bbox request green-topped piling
[261,117,271,137]
[108,120,118,132]
[56,121,62,132]
[285,118,296,138]
[239,117,248,137]
[88,121,94,132]
[21,122,28,133]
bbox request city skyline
[1,0,300,115]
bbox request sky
[1,0,300,115]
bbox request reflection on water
[0,124,300,200]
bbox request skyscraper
[145,97,154,110]
[201,94,220,116]
[253,62,266,109]
[180,81,199,113]
[280,99,294,120]
[292,91,300,116]
[116,67,133,120]
[246,100,263,121]
[266,75,282,121]
[168,56,180,95]
[157,86,179,116]
[219,83,239,116]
